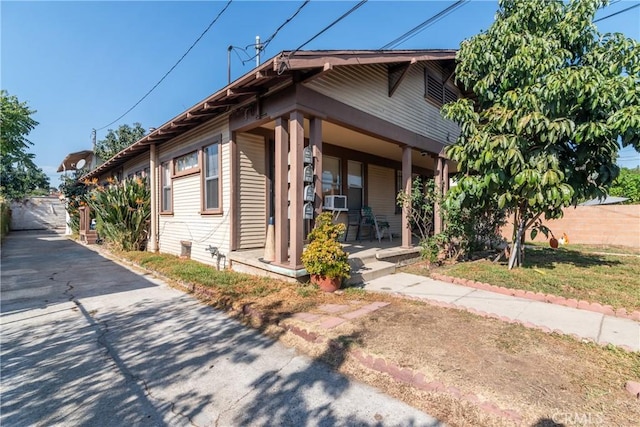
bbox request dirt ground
[277,298,640,427]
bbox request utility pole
[91,129,97,169]
[255,36,262,67]
[227,46,233,84]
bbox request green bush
[1,201,10,240]
[301,212,351,280]
[85,177,150,251]
[398,176,507,262]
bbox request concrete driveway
[1,231,441,427]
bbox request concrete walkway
[1,231,441,427]
[364,272,640,351]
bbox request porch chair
[360,206,392,243]
[345,211,361,242]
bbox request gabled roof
[84,49,457,179]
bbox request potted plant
[301,212,351,292]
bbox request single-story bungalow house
[81,50,460,279]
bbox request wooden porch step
[346,259,396,286]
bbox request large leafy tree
[609,167,640,203]
[0,90,49,200]
[95,122,146,162]
[443,0,639,269]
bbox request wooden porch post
[274,117,289,265]
[442,159,450,194]
[149,143,158,252]
[433,155,444,234]
[229,132,238,251]
[310,117,323,218]
[402,146,412,248]
[289,110,304,268]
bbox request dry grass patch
[348,301,640,426]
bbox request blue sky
[2,0,639,187]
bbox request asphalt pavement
[1,231,441,427]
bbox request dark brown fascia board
[275,50,457,71]
[186,111,220,119]
[256,70,279,79]
[157,128,182,136]
[204,100,238,109]
[169,121,193,128]
[226,87,265,96]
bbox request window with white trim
[161,161,172,213]
[203,142,220,211]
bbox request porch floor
[228,238,421,282]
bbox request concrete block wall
[10,197,66,231]
[501,204,640,248]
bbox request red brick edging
[430,272,640,322]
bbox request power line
[594,3,639,23]
[292,0,368,54]
[380,0,469,50]
[95,0,233,132]
[241,0,311,65]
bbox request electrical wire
[380,0,468,50]
[291,0,368,54]
[241,0,311,65]
[95,0,233,132]
[594,3,639,23]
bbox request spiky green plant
[85,177,150,251]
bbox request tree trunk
[508,217,526,270]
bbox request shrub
[1,200,10,239]
[85,177,150,251]
[398,176,507,262]
[301,212,351,280]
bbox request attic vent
[425,69,458,106]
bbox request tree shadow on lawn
[522,247,623,270]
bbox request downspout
[149,143,158,252]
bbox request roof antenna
[255,35,262,67]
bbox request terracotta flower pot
[311,274,342,292]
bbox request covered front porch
[228,88,452,272]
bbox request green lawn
[421,246,640,312]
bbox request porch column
[149,143,158,252]
[229,132,238,251]
[433,156,444,234]
[310,117,323,217]
[401,146,412,248]
[274,117,289,265]
[442,158,450,194]
[289,110,304,268]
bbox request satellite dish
[76,159,86,169]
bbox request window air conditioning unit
[324,195,348,211]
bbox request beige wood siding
[367,164,401,237]
[122,152,149,178]
[157,116,232,267]
[236,133,267,249]
[305,63,459,145]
